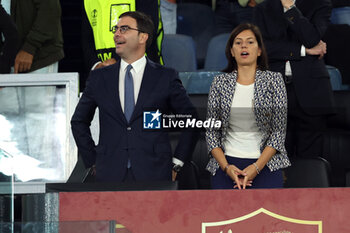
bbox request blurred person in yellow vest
[82,0,164,74]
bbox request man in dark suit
[253,0,335,158]
[71,11,198,182]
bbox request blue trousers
[211,156,283,189]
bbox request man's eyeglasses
[111,25,144,34]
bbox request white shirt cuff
[91,61,102,70]
[285,61,292,76]
[300,45,306,57]
[172,157,184,167]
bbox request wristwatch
[172,164,182,173]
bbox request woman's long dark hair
[223,23,268,73]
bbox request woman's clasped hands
[225,164,258,189]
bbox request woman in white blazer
[206,23,291,189]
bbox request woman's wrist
[253,162,260,175]
[223,164,230,173]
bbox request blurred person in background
[2,0,64,73]
[214,0,264,35]
[253,0,335,159]
[82,0,164,74]
[0,0,65,177]
[0,3,18,74]
[160,0,177,34]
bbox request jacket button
[127,127,131,131]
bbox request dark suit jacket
[254,0,335,115]
[331,0,349,7]
[71,59,198,182]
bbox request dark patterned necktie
[124,64,134,122]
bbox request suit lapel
[129,59,158,122]
[105,61,127,124]
[295,0,307,13]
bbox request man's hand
[91,165,96,176]
[280,0,294,9]
[94,58,117,70]
[248,0,257,7]
[14,50,34,73]
[172,170,177,181]
[306,40,327,59]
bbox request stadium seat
[323,90,350,186]
[284,157,331,188]
[324,24,350,87]
[169,131,201,189]
[188,94,211,189]
[204,33,230,71]
[177,3,215,68]
[327,65,343,91]
[179,71,220,94]
[162,34,197,72]
[331,7,350,25]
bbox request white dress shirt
[119,56,146,112]
[2,0,11,14]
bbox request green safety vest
[84,0,163,64]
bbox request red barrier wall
[59,188,350,232]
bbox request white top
[119,56,146,112]
[223,82,263,159]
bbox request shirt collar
[120,55,147,74]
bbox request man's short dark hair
[119,11,154,49]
